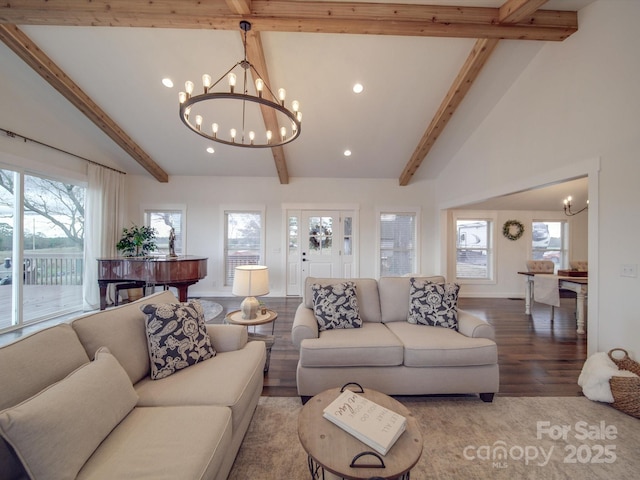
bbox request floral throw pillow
[142,300,216,380]
[311,282,362,331]
[407,278,460,330]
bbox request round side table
[225,309,277,372]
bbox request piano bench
[115,281,147,306]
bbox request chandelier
[563,196,588,216]
[178,21,301,148]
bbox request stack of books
[322,390,407,455]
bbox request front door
[286,209,356,295]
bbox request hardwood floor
[205,295,587,398]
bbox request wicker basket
[608,348,640,419]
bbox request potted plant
[116,224,158,257]
[115,225,157,302]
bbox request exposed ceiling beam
[500,0,549,23]
[0,1,578,42]
[244,30,290,184]
[226,0,291,184]
[0,24,169,183]
[399,38,499,186]
[399,0,554,185]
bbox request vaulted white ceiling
[0,0,595,190]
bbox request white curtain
[82,164,125,310]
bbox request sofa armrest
[292,303,319,350]
[205,324,248,353]
[457,309,495,341]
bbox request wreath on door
[502,220,525,241]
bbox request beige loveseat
[292,276,499,402]
[0,290,266,480]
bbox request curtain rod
[1,128,127,176]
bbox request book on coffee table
[322,390,407,455]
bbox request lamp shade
[232,265,269,297]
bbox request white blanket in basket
[578,352,638,403]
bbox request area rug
[228,396,640,479]
[196,299,224,321]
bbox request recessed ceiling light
[353,83,364,94]
[162,78,174,88]
[206,147,215,154]
[344,150,352,157]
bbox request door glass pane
[23,174,84,324]
[308,216,333,255]
[288,216,298,255]
[343,216,352,256]
[0,169,16,330]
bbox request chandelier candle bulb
[278,88,286,105]
[202,74,212,93]
[178,91,186,104]
[255,78,264,97]
[229,73,237,93]
[212,123,218,138]
[185,81,194,97]
[266,130,272,143]
[292,100,300,112]
[280,126,286,141]
[249,131,255,144]
[230,128,236,142]
[195,115,203,131]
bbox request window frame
[142,204,187,256]
[375,207,420,278]
[452,212,496,284]
[222,206,266,287]
[531,219,569,272]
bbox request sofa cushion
[77,406,232,480]
[386,322,498,367]
[0,347,138,480]
[378,276,446,322]
[408,278,460,330]
[134,340,266,434]
[305,277,382,323]
[72,290,179,384]
[311,281,362,331]
[299,323,404,367]
[142,300,216,380]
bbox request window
[144,208,185,255]
[0,169,85,332]
[455,219,492,280]
[532,220,567,271]
[378,211,418,277]
[224,210,263,286]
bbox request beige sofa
[0,290,266,480]
[292,276,499,402]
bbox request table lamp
[232,265,270,319]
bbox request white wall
[125,175,438,297]
[431,0,640,356]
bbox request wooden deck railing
[3,253,84,286]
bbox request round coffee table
[298,387,423,480]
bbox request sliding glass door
[0,168,85,332]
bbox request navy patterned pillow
[142,300,216,380]
[407,278,460,330]
[311,282,362,331]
